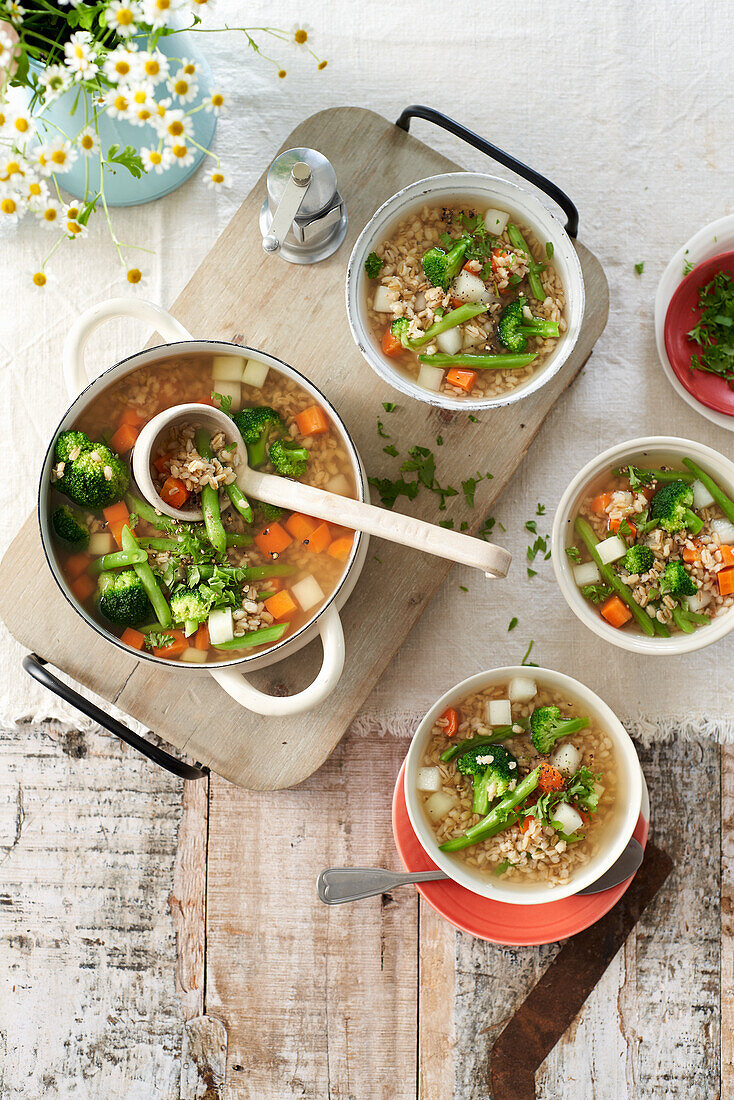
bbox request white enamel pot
[346,171,585,412]
[39,297,370,717]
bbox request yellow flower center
[33,272,47,287]
[171,143,187,159]
[211,93,223,107]
[144,60,160,75]
[14,118,29,133]
[6,160,22,176]
[318,60,327,70]
[44,208,57,221]
[114,95,128,111]
[156,103,167,117]
[81,134,94,149]
[67,206,80,220]
[116,9,134,24]
[115,60,131,75]
[278,69,286,79]
[173,80,188,95]
[127,268,142,283]
[149,151,162,164]
[1,198,17,214]
[137,108,152,120]
[74,45,84,58]
[67,220,82,234]
[168,120,184,136]
[51,149,67,164]
[0,113,5,127]
[133,89,147,104]
[155,0,170,9]
[211,172,224,184]
[28,182,42,195]
[294,29,307,44]
[183,63,195,75]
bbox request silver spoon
[317,838,644,905]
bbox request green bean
[672,606,695,634]
[506,222,546,302]
[125,494,178,534]
[440,767,541,853]
[440,727,517,764]
[213,623,288,650]
[409,303,488,348]
[224,482,253,524]
[195,429,227,556]
[652,618,670,638]
[575,517,656,637]
[417,352,537,370]
[678,607,711,626]
[682,457,734,526]
[195,562,297,581]
[88,548,147,575]
[136,537,180,551]
[121,525,172,628]
[613,467,695,484]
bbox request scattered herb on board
[436,435,443,446]
[377,419,390,438]
[382,401,396,412]
[468,414,479,423]
[527,567,538,578]
[383,444,398,457]
[508,616,518,631]
[459,585,468,592]
[634,261,645,275]
[439,518,454,529]
[536,503,546,515]
[521,640,538,666]
[688,270,734,386]
[525,520,537,534]
[462,471,493,507]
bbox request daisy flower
[6,106,34,141]
[0,152,27,181]
[128,80,155,110]
[36,198,63,228]
[204,90,225,114]
[63,31,99,81]
[156,107,193,145]
[106,0,142,37]
[64,201,87,239]
[77,126,100,156]
[168,141,194,168]
[205,167,229,191]
[38,63,72,101]
[22,175,47,203]
[5,2,26,27]
[0,192,24,224]
[137,49,169,84]
[35,138,77,176]
[103,45,138,84]
[32,270,49,288]
[141,146,171,173]
[102,86,132,120]
[125,266,147,285]
[179,57,198,77]
[143,0,176,29]
[290,24,313,47]
[168,67,198,104]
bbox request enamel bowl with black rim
[345,172,585,412]
[40,298,370,718]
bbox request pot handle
[62,297,192,399]
[22,653,208,780]
[395,105,579,238]
[209,603,345,716]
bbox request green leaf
[106,144,145,179]
[508,616,518,631]
[634,261,644,275]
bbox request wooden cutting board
[0,106,609,789]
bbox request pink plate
[664,250,734,417]
[392,762,649,946]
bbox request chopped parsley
[508,616,518,631]
[565,546,581,563]
[459,585,468,592]
[462,471,492,508]
[145,631,175,650]
[545,241,554,259]
[688,269,734,385]
[494,859,513,876]
[468,414,479,423]
[376,419,390,438]
[211,391,233,415]
[383,444,398,457]
[536,503,546,515]
[634,261,645,275]
[365,252,384,279]
[527,567,537,578]
[521,639,537,666]
[580,584,613,604]
[382,401,396,412]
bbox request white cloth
[1,0,733,736]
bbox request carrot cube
[327,536,354,562]
[194,623,210,651]
[285,512,319,543]
[152,629,188,659]
[295,405,329,437]
[446,368,478,394]
[608,516,637,539]
[305,522,331,555]
[110,423,140,454]
[254,522,293,556]
[70,573,96,602]
[153,453,173,474]
[590,492,613,515]
[160,476,189,509]
[719,545,734,567]
[120,408,145,428]
[381,328,403,358]
[65,552,91,581]
[264,589,298,620]
[600,594,632,628]
[683,541,702,564]
[718,568,734,596]
[121,627,145,651]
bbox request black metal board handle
[395,105,579,238]
[23,653,208,781]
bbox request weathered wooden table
[0,715,724,1098]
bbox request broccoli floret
[231,406,284,467]
[253,500,285,522]
[530,706,590,755]
[650,480,703,534]
[365,252,384,279]
[55,429,93,464]
[268,439,309,478]
[496,297,561,353]
[621,544,655,575]
[51,504,89,549]
[59,444,129,509]
[391,316,412,349]
[97,569,150,625]
[660,560,697,598]
[456,743,519,815]
[422,237,470,290]
[170,584,214,625]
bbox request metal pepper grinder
[259,147,347,264]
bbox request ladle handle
[244,469,511,578]
[63,298,192,399]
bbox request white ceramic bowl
[404,667,642,905]
[551,436,734,655]
[345,172,585,412]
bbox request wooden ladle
[132,403,511,577]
